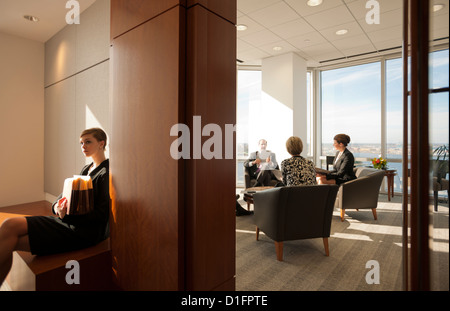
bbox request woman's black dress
[26,159,110,256]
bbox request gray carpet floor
[235,192,449,291]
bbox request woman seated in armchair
[316,133,356,185]
[280,136,316,187]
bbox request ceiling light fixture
[273,46,283,51]
[23,15,39,22]
[336,29,348,35]
[236,24,248,31]
[307,0,323,7]
[433,4,444,12]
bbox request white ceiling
[237,0,449,66]
[0,0,448,67]
[0,0,96,42]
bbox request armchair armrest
[253,188,282,240]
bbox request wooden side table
[384,169,397,201]
[243,186,274,210]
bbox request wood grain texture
[110,0,185,40]
[110,5,185,290]
[1,201,114,291]
[185,4,236,291]
[187,0,236,24]
[110,0,236,291]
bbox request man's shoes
[236,204,254,216]
[236,209,254,216]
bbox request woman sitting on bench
[0,128,110,287]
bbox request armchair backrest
[338,168,385,210]
[432,159,449,180]
[253,185,339,242]
[355,167,380,178]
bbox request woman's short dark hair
[334,134,351,146]
[80,128,107,150]
[286,136,303,155]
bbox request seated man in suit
[244,139,282,187]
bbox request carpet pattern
[235,193,449,291]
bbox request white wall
[251,52,307,163]
[0,32,45,207]
[44,0,110,197]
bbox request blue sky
[321,49,449,145]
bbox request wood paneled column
[185,1,237,291]
[109,0,236,291]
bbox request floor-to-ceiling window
[320,61,382,163]
[386,56,408,193]
[429,49,449,161]
[237,49,448,193]
[306,71,312,158]
[317,49,448,197]
[429,49,449,204]
[236,70,262,186]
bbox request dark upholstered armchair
[336,167,385,221]
[253,185,339,261]
[244,165,280,188]
[432,160,449,212]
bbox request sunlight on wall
[248,91,293,163]
[56,41,68,80]
[85,104,110,163]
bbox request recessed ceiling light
[307,0,323,7]
[24,15,39,22]
[273,46,283,51]
[236,24,248,31]
[336,29,348,35]
[433,4,444,12]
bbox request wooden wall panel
[187,0,236,24]
[110,0,185,40]
[110,0,236,291]
[110,5,185,290]
[185,4,236,291]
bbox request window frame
[236,45,449,191]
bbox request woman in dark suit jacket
[0,128,110,287]
[317,134,356,185]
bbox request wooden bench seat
[1,201,115,291]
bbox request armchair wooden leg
[434,191,438,212]
[256,226,260,241]
[275,241,283,261]
[323,238,329,256]
[340,209,345,222]
[372,208,377,220]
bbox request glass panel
[429,49,449,202]
[429,43,449,291]
[237,70,262,186]
[321,62,382,159]
[306,71,311,157]
[386,57,407,193]
[430,49,449,89]
[429,49,449,201]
